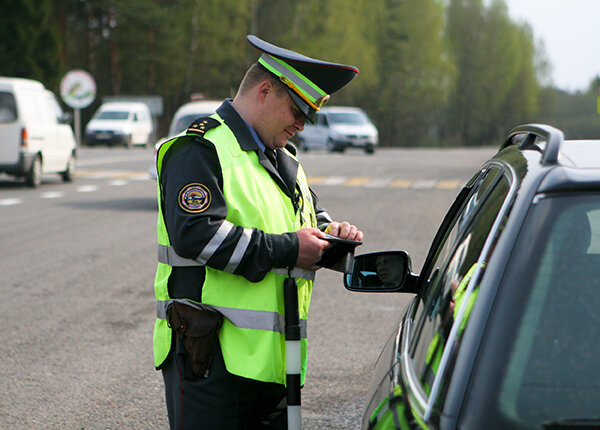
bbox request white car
[85,101,153,148]
[0,77,77,187]
[149,99,222,180]
[295,106,379,154]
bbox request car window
[96,111,129,120]
[410,167,502,329]
[328,111,369,125]
[496,194,600,427]
[171,113,212,136]
[410,173,510,403]
[0,92,17,122]
[317,114,328,127]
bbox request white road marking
[321,176,347,186]
[77,185,98,193]
[109,179,128,186]
[42,192,65,199]
[0,198,22,206]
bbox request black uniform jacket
[160,100,332,302]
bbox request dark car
[345,124,600,429]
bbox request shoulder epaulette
[186,117,221,139]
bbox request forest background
[1,0,599,146]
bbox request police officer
[153,35,363,429]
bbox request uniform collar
[216,99,299,198]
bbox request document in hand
[317,233,363,274]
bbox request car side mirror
[344,251,419,293]
[60,112,72,124]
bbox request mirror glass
[344,251,410,292]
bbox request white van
[85,101,153,148]
[0,77,77,187]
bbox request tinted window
[0,92,17,122]
[411,173,510,403]
[496,194,600,427]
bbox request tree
[372,0,454,146]
[0,0,61,88]
[444,0,541,145]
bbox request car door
[46,91,74,171]
[398,165,513,428]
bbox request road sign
[60,69,96,109]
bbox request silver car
[295,106,379,154]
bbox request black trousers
[162,335,287,430]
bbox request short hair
[237,63,287,96]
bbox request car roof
[0,77,45,91]
[174,100,222,117]
[319,106,366,114]
[496,124,600,194]
[558,140,600,168]
[98,101,150,111]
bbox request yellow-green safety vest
[153,113,317,385]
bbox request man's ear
[257,80,273,103]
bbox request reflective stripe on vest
[156,299,307,338]
[156,243,315,281]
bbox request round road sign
[60,69,96,109]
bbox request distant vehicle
[149,99,222,180]
[344,124,600,429]
[85,101,153,148]
[295,106,379,154]
[0,77,77,187]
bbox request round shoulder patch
[178,183,212,213]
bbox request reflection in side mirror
[344,251,418,293]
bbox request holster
[166,301,223,379]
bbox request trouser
[162,335,287,430]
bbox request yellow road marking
[436,180,461,189]
[390,179,412,188]
[308,176,326,184]
[344,177,371,186]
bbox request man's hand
[324,221,363,242]
[295,228,331,270]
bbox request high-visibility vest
[153,113,317,385]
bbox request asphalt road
[0,145,495,429]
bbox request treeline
[1,0,599,145]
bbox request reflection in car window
[411,175,510,404]
[410,167,502,329]
[0,92,17,122]
[498,195,600,427]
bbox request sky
[502,0,600,92]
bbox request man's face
[257,89,306,150]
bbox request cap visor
[288,90,316,124]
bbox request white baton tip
[287,405,302,430]
[285,340,302,373]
